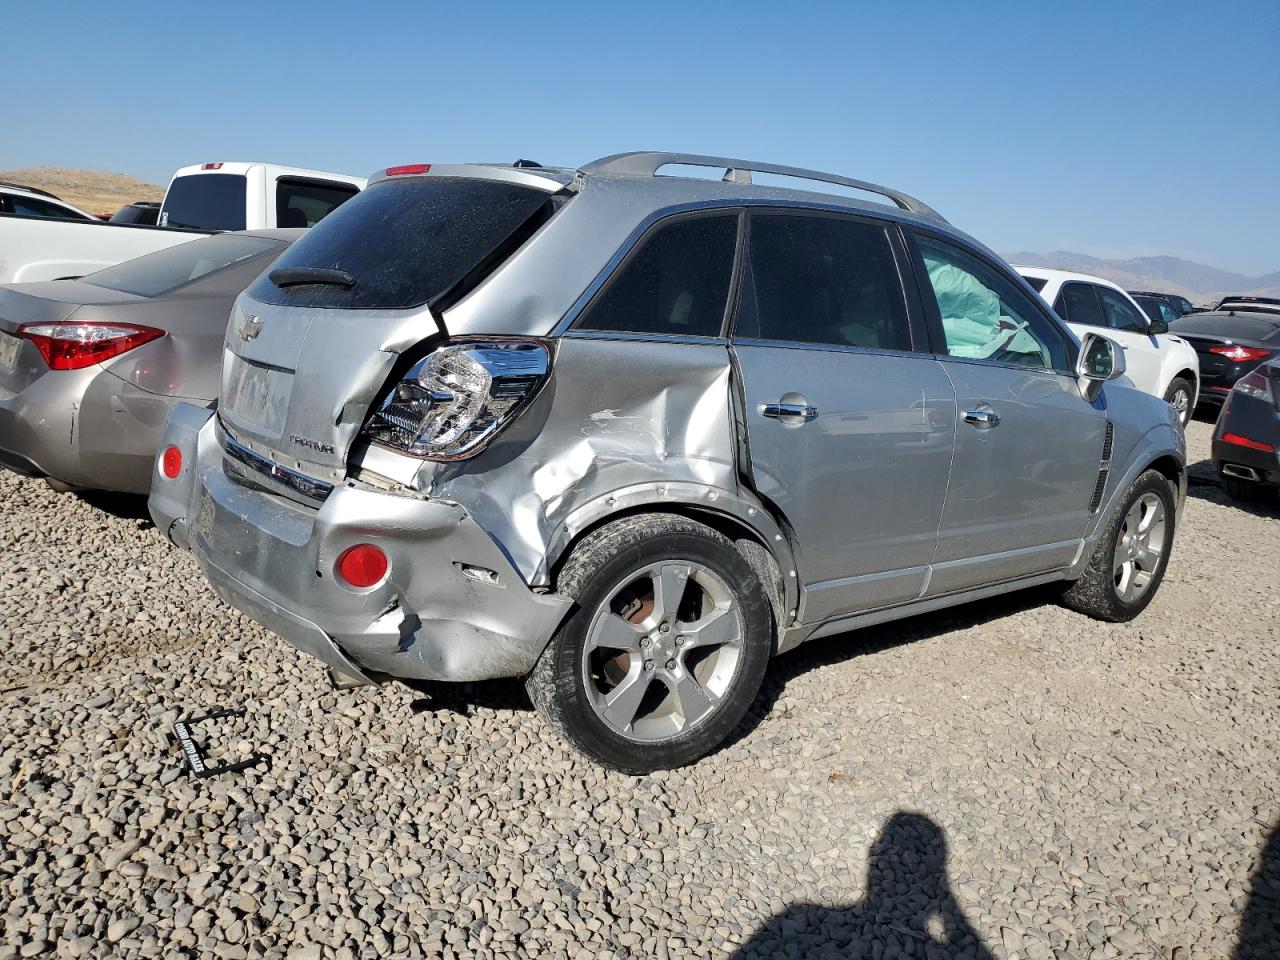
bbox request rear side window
[573,214,737,338]
[248,178,555,310]
[161,174,248,230]
[8,195,89,220]
[1055,282,1106,328]
[738,213,911,351]
[1096,286,1149,332]
[275,178,358,228]
[83,234,283,297]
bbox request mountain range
[1004,251,1280,305]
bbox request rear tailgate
[216,169,567,481]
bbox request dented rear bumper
[149,404,571,683]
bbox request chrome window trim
[732,337,928,363]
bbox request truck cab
[158,162,366,231]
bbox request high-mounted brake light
[201,162,224,170]
[18,322,165,371]
[336,544,388,588]
[1221,432,1274,453]
[1210,344,1271,362]
[385,163,431,177]
[160,446,183,479]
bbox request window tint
[1157,301,1179,324]
[1021,275,1048,293]
[573,215,737,338]
[275,178,359,228]
[1096,286,1149,332]
[249,178,556,311]
[1055,282,1106,328]
[83,234,284,297]
[1132,296,1162,322]
[737,213,910,351]
[914,234,1068,371]
[9,195,89,220]
[160,174,248,230]
[1173,297,1193,315]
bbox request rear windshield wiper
[269,267,357,289]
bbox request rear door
[907,230,1106,595]
[733,210,956,621]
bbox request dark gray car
[149,154,1186,772]
[0,229,302,493]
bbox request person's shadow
[1235,820,1280,959]
[732,811,994,959]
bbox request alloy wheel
[1113,492,1167,603]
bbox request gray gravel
[1,418,1277,960]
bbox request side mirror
[1076,332,1126,401]
[1148,319,1169,335]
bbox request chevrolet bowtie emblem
[239,315,264,342]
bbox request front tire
[527,513,772,773]
[1163,377,1194,427]
[1060,469,1176,622]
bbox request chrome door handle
[963,409,1001,428]
[762,401,819,423]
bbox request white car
[0,182,98,221]
[1017,267,1200,425]
[158,162,366,231]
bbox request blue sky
[5,1,1278,274]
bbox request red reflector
[1209,344,1271,362]
[385,163,431,177]
[201,162,224,170]
[336,544,388,588]
[1221,432,1274,453]
[161,446,183,479]
[18,322,165,371]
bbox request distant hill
[1005,250,1280,306]
[0,166,164,217]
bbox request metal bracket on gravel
[171,708,268,779]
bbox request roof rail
[580,152,945,221]
[0,180,60,201]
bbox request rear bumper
[149,405,571,683]
[0,367,190,494]
[1212,436,1280,487]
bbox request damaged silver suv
[150,152,1186,772]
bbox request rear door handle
[762,401,819,423]
[963,408,1001,429]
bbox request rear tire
[1060,469,1176,622]
[527,513,772,773]
[1222,475,1275,504]
[1163,377,1194,427]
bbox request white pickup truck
[0,161,364,283]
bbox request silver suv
[150,153,1186,772]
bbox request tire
[527,513,773,773]
[1163,377,1194,427]
[1222,475,1275,504]
[1060,469,1176,622]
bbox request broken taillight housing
[364,340,550,460]
[19,322,165,370]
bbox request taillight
[385,163,431,177]
[364,341,550,460]
[1210,344,1271,362]
[336,544,388,588]
[1221,432,1274,453]
[1232,369,1273,403]
[18,322,164,371]
[160,445,183,479]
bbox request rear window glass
[83,234,282,297]
[248,178,555,310]
[160,174,248,230]
[1172,314,1280,341]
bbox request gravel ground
[0,418,1276,960]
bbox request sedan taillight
[1209,344,1271,363]
[18,322,164,371]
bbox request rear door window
[572,213,738,338]
[1055,282,1107,328]
[248,178,557,311]
[9,195,89,220]
[1096,286,1150,332]
[160,174,248,230]
[275,178,359,228]
[737,212,912,351]
[83,234,284,297]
